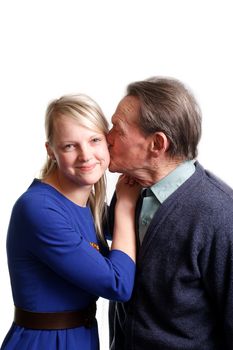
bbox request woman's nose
[78,156,91,163]
[77,146,92,162]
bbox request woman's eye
[92,137,102,143]
[64,144,75,151]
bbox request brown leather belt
[14,303,96,330]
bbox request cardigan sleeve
[199,211,233,348]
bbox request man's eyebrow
[111,114,120,124]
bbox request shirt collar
[147,160,196,203]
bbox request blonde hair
[40,94,109,245]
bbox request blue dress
[1,179,135,350]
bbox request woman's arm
[111,175,141,262]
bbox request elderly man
[107,77,233,350]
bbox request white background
[0,1,233,349]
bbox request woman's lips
[77,163,97,172]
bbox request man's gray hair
[126,77,202,160]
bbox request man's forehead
[113,96,140,122]
[119,95,139,111]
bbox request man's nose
[107,129,114,145]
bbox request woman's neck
[42,170,92,207]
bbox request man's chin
[108,162,122,173]
[108,165,118,173]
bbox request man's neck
[142,157,185,187]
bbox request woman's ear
[45,141,55,160]
[150,132,170,156]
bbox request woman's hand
[115,174,142,208]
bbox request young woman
[1,94,141,350]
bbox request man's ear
[149,132,170,156]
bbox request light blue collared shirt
[139,160,196,243]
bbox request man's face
[107,96,152,184]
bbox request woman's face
[47,115,110,188]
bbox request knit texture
[110,162,233,350]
